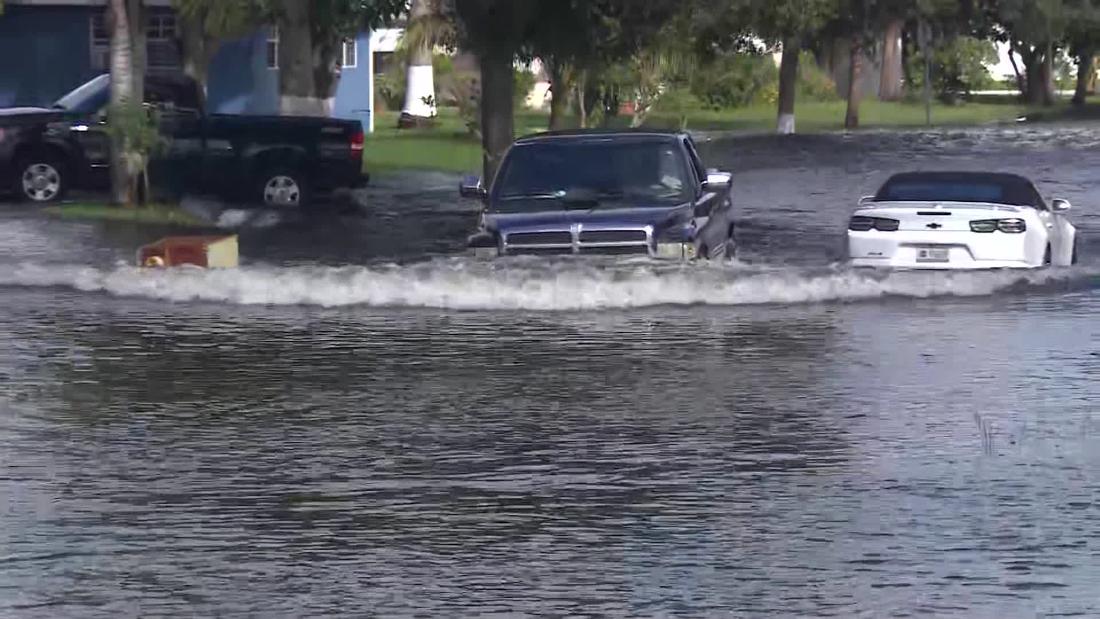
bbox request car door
[70,107,112,188]
[681,137,723,254]
[1028,185,1065,262]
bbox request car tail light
[849,216,899,232]
[350,128,364,153]
[970,219,1026,233]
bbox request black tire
[697,244,710,261]
[256,167,309,208]
[15,155,68,204]
[724,227,737,261]
[1072,239,1080,266]
[1043,245,1052,266]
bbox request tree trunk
[845,38,863,129]
[776,38,799,134]
[312,37,340,115]
[277,1,323,115]
[901,27,915,93]
[1041,42,1055,106]
[547,59,569,131]
[1073,50,1094,107]
[400,0,436,127]
[879,19,904,101]
[479,45,514,184]
[127,0,145,100]
[1008,43,1026,98]
[108,0,134,206]
[576,71,588,129]
[1023,45,1055,107]
[179,20,213,109]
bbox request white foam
[0,259,1086,311]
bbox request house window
[342,38,357,68]
[266,27,279,69]
[90,12,110,71]
[89,10,180,72]
[146,12,176,41]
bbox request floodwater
[4,125,1100,617]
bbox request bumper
[466,233,697,260]
[848,230,1037,270]
[849,257,1036,270]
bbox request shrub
[906,36,997,103]
[690,53,779,109]
[514,68,538,108]
[797,53,840,102]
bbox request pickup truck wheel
[17,158,67,204]
[259,169,308,208]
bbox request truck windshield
[493,139,693,211]
[53,75,110,114]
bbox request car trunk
[855,201,1025,232]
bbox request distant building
[0,0,381,132]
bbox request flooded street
[4,126,1100,616]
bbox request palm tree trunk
[776,38,800,134]
[127,0,145,100]
[399,0,436,127]
[108,0,134,206]
[845,38,863,129]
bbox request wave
[0,259,1091,311]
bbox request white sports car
[848,171,1078,269]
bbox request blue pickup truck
[0,74,367,207]
[462,130,736,260]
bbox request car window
[682,138,707,187]
[875,177,1042,207]
[492,139,694,212]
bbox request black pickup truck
[0,74,367,207]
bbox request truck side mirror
[460,175,487,200]
[702,170,732,191]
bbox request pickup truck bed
[0,74,367,207]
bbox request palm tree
[108,0,135,205]
[399,0,449,128]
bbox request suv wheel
[258,168,307,208]
[18,158,67,204]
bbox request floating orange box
[137,235,239,268]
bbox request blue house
[0,0,379,132]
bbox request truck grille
[506,232,573,246]
[579,230,649,244]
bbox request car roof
[881,171,1034,185]
[514,128,686,145]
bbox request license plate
[916,247,950,263]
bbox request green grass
[44,203,207,227]
[364,97,1096,175]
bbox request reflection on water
[4,127,1100,616]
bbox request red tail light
[350,128,364,153]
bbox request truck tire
[16,155,68,204]
[257,167,309,209]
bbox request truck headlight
[656,242,697,260]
